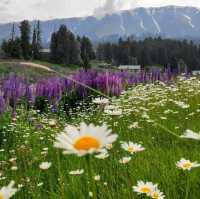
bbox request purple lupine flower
[2,75,26,110]
[0,95,5,115]
[25,84,36,104]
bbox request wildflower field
[0,68,200,199]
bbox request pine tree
[50,32,58,62]
[69,33,81,65]
[20,20,31,60]
[36,21,42,59]
[50,25,81,65]
[11,24,15,42]
[32,27,37,59]
[80,36,95,69]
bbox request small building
[192,70,200,76]
[98,63,112,68]
[118,65,141,72]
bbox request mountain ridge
[0,5,200,44]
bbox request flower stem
[155,122,180,138]
[86,155,97,199]
[185,174,190,199]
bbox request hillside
[1,6,200,44]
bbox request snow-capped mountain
[0,6,200,44]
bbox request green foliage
[32,21,42,60]
[1,37,21,59]
[50,25,81,66]
[97,37,200,70]
[80,36,95,69]
[20,20,31,60]
[0,78,200,198]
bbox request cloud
[94,0,118,16]
[93,0,135,17]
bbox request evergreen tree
[36,21,42,59]
[1,40,9,56]
[96,37,200,70]
[69,33,81,65]
[1,24,21,59]
[10,38,21,58]
[50,25,81,65]
[80,36,95,69]
[20,20,31,60]
[50,32,58,62]
[32,27,37,59]
[11,24,15,41]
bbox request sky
[0,0,200,23]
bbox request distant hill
[1,6,200,45]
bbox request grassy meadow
[0,73,200,198]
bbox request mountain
[1,6,200,45]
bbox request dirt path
[19,62,54,72]
[0,61,55,72]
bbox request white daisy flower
[92,98,109,105]
[54,122,118,156]
[0,181,18,199]
[39,162,52,170]
[129,122,140,129]
[106,143,113,150]
[69,169,84,175]
[180,129,200,140]
[95,149,109,159]
[150,190,165,199]
[94,175,101,181]
[49,119,57,127]
[10,166,18,171]
[119,156,132,164]
[89,192,93,197]
[174,101,190,109]
[121,141,145,154]
[133,181,157,196]
[176,158,200,171]
[104,105,122,116]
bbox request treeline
[1,20,42,60]
[97,37,200,70]
[1,21,95,69]
[50,25,95,68]
[2,20,200,70]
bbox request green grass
[0,62,55,82]
[0,77,200,198]
[32,60,80,74]
[0,59,80,81]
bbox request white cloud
[0,0,200,23]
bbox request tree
[96,37,200,70]
[32,27,37,59]
[69,33,81,65]
[80,36,95,69]
[36,21,42,59]
[20,20,31,60]
[1,24,21,59]
[10,38,21,58]
[50,25,81,65]
[50,32,58,62]
[11,24,15,41]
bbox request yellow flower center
[183,162,192,169]
[0,193,4,199]
[128,147,136,152]
[74,136,100,150]
[140,186,151,193]
[152,192,159,199]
